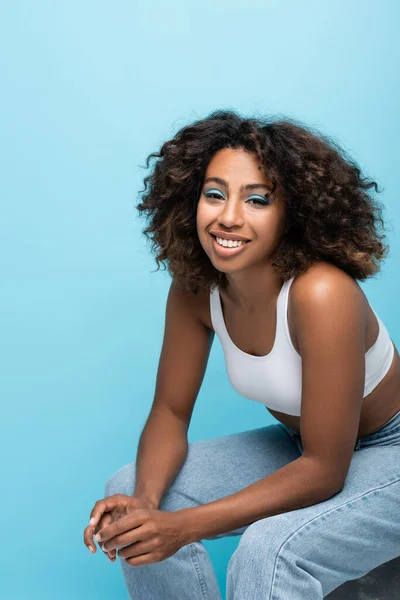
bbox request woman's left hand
[91,495,190,566]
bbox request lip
[210,233,251,257]
[209,231,251,242]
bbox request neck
[221,265,285,315]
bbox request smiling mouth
[209,234,252,257]
[210,234,251,245]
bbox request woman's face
[196,147,287,275]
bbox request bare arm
[133,280,214,508]
[180,456,340,543]
[133,407,189,508]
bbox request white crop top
[209,276,395,416]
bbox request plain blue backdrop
[1,1,399,598]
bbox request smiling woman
[85,109,400,600]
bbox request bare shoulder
[289,261,367,346]
[170,279,213,331]
[291,260,364,307]
[184,285,214,332]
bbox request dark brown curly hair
[136,109,389,294]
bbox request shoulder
[291,260,364,308]
[170,279,214,332]
[290,261,367,349]
[196,288,215,331]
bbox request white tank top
[209,276,395,416]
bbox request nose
[218,198,245,229]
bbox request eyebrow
[203,176,274,192]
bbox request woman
[83,110,400,599]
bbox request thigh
[230,444,400,596]
[104,423,301,538]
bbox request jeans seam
[268,475,400,600]
[190,542,209,599]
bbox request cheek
[196,210,207,242]
[262,211,284,233]
[196,203,211,232]
[195,208,203,233]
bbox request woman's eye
[205,192,223,199]
[204,191,271,205]
[248,197,270,206]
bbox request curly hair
[136,109,389,294]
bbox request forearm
[133,407,189,509]
[179,456,342,543]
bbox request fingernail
[89,546,95,553]
[90,517,95,525]
[95,533,101,541]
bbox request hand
[86,494,188,567]
[84,494,157,562]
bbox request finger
[85,499,121,553]
[84,506,109,551]
[96,509,147,545]
[103,522,151,553]
[84,518,102,553]
[83,523,97,553]
[118,537,158,560]
[126,552,156,567]
[97,514,117,561]
[95,512,113,536]
[100,543,116,561]
[89,494,124,529]
[102,545,117,562]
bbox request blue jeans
[104,409,400,599]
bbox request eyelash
[204,191,271,206]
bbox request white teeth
[216,236,245,248]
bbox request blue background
[1,1,399,598]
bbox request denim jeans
[104,409,400,599]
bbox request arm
[179,455,341,543]
[133,280,214,508]
[178,266,366,543]
[133,407,190,508]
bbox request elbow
[316,478,344,501]
[326,481,344,497]
[323,474,346,497]
[302,457,346,497]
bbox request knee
[227,514,328,599]
[104,461,136,498]
[228,513,294,570]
